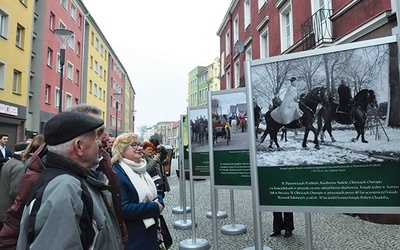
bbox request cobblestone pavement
[162,159,400,250]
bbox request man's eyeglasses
[131,142,144,149]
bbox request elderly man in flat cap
[17,111,123,250]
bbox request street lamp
[114,93,122,137]
[54,29,74,113]
[132,110,137,132]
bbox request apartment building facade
[188,58,222,108]
[0,0,135,148]
[217,0,398,90]
[0,0,34,144]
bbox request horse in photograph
[317,89,378,143]
[190,119,208,145]
[196,119,208,145]
[260,86,328,149]
[238,114,248,132]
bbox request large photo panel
[209,89,252,188]
[248,36,400,213]
[188,106,210,178]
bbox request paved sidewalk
[162,158,400,249]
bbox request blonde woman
[112,133,164,250]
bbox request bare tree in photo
[252,60,293,108]
[342,45,389,94]
[320,51,352,94]
[293,55,324,92]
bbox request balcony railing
[301,8,333,50]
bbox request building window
[49,12,55,31]
[68,34,75,51]
[0,62,5,89]
[260,29,269,58]
[245,46,252,61]
[99,65,103,78]
[89,80,92,93]
[56,53,61,73]
[16,24,24,48]
[91,32,94,45]
[0,9,9,38]
[220,52,225,76]
[94,61,98,74]
[258,0,267,10]
[45,85,50,103]
[13,70,22,94]
[244,0,251,29]
[59,21,66,29]
[67,62,73,81]
[75,69,80,85]
[280,3,293,51]
[95,38,99,50]
[94,83,98,97]
[100,44,104,56]
[234,60,240,88]
[77,41,81,56]
[226,70,231,90]
[225,31,231,56]
[47,48,53,67]
[78,14,83,28]
[55,88,60,108]
[98,87,102,100]
[60,0,67,10]
[70,3,76,21]
[233,16,239,43]
[66,93,72,109]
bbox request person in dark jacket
[17,111,123,249]
[0,142,28,230]
[112,133,164,250]
[0,134,13,166]
[142,141,166,197]
[149,138,170,192]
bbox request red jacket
[0,144,46,249]
[0,145,128,248]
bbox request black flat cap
[44,111,104,146]
[14,142,29,155]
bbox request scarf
[120,158,158,228]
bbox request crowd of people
[0,89,305,248]
[0,104,171,249]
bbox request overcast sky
[82,0,232,131]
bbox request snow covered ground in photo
[255,122,400,166]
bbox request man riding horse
[270,77,303,125]
[336,80,353,124]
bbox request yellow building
[0,0,34,143]
[82,16,109,123]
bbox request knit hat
[44,111,104,146]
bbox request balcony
[301,8,333,50]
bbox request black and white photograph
[210,90,250,150]
[250,41,400,166]
[189,107,209,153]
